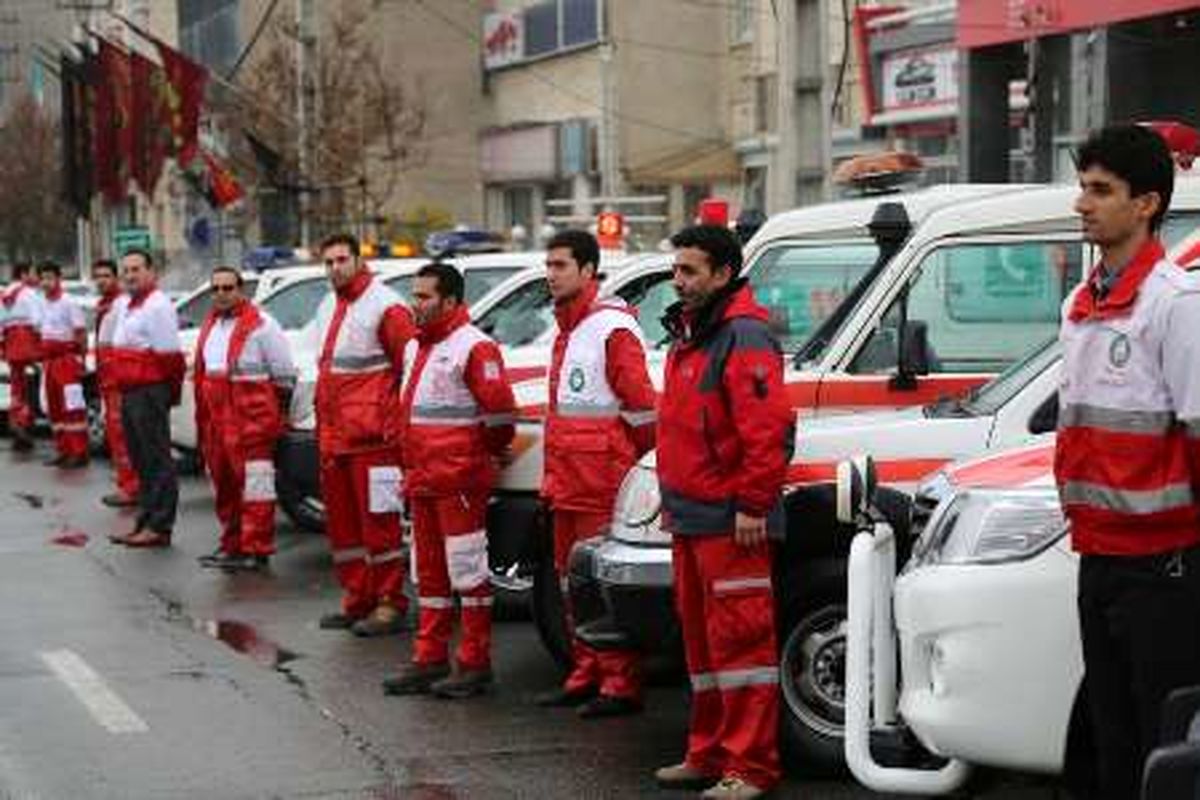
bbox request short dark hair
[11,261,31,280]
[319,232,360,257]
[121,248,155,269]
[670,225,744,275]
[211,265,244,287]
[546,229,600,275]
[38,260,62,277]
[91,258,117,276]
[1077,123,1175,232]
[415,261,465,303]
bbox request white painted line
[39,650,148,735]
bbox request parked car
[564,176,1200,770]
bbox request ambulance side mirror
[835,455,877,524]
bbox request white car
[564,177,1200,769]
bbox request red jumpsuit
[96,290,138,499]
[2,280,44,437]
[398,304,515,671]
[542,281,657,701]
[195,301,296,557]
[657,281,794,791]
[40,285,88,460]
[315,269,415,619]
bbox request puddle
[192,618,299,669]
[50,529,89,547]
[14,492,44,509]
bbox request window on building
[180,0,239,74]
[524,2,559,57]
[743,167,767,213]
[730,0,755,45]
[563,0,599,47]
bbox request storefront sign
[881,47,958,113]
[483,11,524,70]
[959,0,1198,48]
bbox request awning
[628,143,741,184]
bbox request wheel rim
[780,603,847,739]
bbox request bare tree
[233,2,427,241]
[0,94,75,263]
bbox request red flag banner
[94,39,134,203]
[152,39,207,163]
[130,50,170,195]
[181,147,244,209]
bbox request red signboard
[958,0,1198,48]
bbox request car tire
[775,486,912,775]
[277,475,326,533]
[529,526,572,671]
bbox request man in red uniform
[382,262,515,699]
[93,258,139,506]
[1058,124,1200,800]
[655,225,793,800]
[194,266,296,572]
[108,248,186,548]
[38,261,89,468]
[535,229,657,718]
[2,262,44,451]
[314,233,414,637]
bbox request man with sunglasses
[313,233,415,636]
[193,266,296,572]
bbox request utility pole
[296,0,314,246]
[598,40,619,205]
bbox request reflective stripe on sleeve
[620,409,657,427]
[369,548,405,565]
[712,577,772,594]
[460,596,494,608]
[481,412,515,427]
[419,596,454,609]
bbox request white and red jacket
[110,286,186,392]
[1,280,45,363]
[542,282,657,515]
[39,286,85,359]
[1056,237,1200,555]
[314,269,414,455]
[95,289,129,391]
[399,305,515,496]
[195,301,297,448]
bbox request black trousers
[120,383,178,535]
[1078,545,1200,800]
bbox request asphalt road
[0,438,1064,799]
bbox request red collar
[336,268,372,302]
[418,304,469,345]
[553,281,600,333]
[128,283,157,309]
[1069,238,1166,322]
[45,283,63,302]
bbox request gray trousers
[120,383,178,535]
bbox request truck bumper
[567,536,679,653]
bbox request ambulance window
[614,271,675,348]
[262,277,332,331]
[475,277,553,346]
[1162,212,1200,250]
[464,267,522,304]
[745,242,879,355]
[850,240,1082,375]
[385,274,414,301]
[177,287,214,330]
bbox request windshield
[1163,211,1200,250]
[475,277,553,346]
[745,241,880,359]
[261,276,331,331]
[613,269,676,348]
[957,335,1061,416]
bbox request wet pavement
[0,438,1063,799]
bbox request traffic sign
[113,225,152,256]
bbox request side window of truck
[850,240,1083,375]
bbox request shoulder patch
[728,317,780,354]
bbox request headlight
[910,488,1067,567]
[610,463,669,545]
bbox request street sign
[113,225,152,256]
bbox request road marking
[39,650,148,734]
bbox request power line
[411,0,727,147]
[226,0,279,82]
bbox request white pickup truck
[563,175,1200,770]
